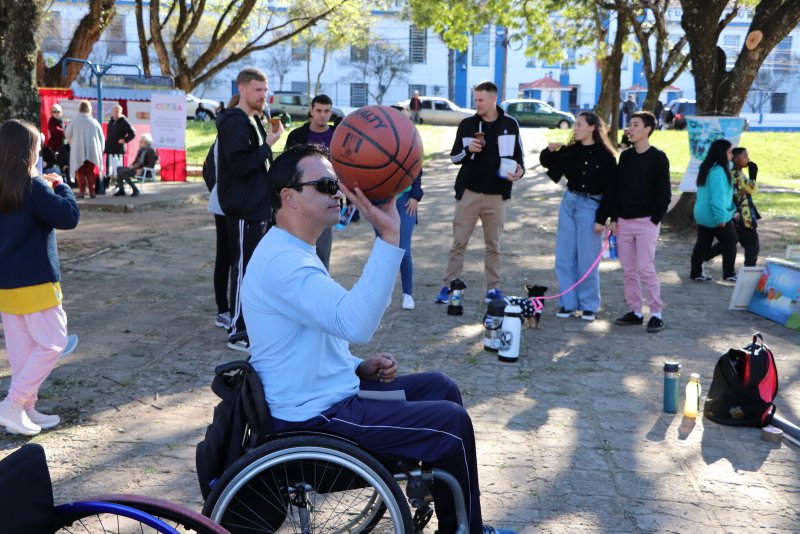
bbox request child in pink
[0,119,80,435]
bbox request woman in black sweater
[539,111,617,321]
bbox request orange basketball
[330,106,424,200]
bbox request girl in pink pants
[0,119,80,435]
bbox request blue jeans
[373,192,416,294]
[555,190,603,312]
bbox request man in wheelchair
[240,143,516,534]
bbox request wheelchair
[200,366,470,533]
[0,443,227,534]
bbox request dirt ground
[1,157,799,531]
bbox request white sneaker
[402,294,415,310]
[26,407,60,429]
[0,398,41,435]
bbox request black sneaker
[723,275,737,282]
[646,316,664,332]
[113,190,125,197]
[691,274,712,281]
[555,307,575,318]
[615,312,643,325]
[581,310,595,321]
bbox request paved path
[1,157,799,533]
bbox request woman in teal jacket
[690,139,737,281]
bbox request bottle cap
[663,361,681,372]
[690,373,700,380]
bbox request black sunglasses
[292,177,340,195]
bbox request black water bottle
[447,279,467,316]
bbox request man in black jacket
[285,94,338,268]
[104,105,136,194]
[435,81,524,304]
[217,67,284,352]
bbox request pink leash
[529,231,612,313]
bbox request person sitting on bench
[114,134,157,197]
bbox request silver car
[393,97,475,125]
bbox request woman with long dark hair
[690,138,737,281]
[0,119,80,435]
[540,111,617,321]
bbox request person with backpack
[216,67,283,353]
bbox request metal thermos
[447,279,467,316]
[663,361,681,413]
[498,302,522,363]
[483,299,506,353]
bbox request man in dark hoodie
[104,105,136,194]
[217,67,284,352]
[435,80,525,305]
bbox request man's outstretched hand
[356,353,398,384]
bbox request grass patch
[187,122,800,191]
[752,191,800,219]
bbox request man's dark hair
[630,110,656,136]
[311,94,333,107]
[732,147,747,157]
[236,67,266,86]
[269,144,331,213]
[473,81,497,94]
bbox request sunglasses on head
[292,177,340,195]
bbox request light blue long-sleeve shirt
[242,226,404,422]
[694,164,735,228]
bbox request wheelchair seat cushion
[0,443,55,533]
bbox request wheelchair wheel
[50,501,180,533]
[86,494,229,533]
[203,434,413,533]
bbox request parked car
[186,93,220,121]
[268,91,346,125]
[392,97,475,125]
[500,99,575,129]
[662,99,696,130]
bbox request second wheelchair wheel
[86,494,230,533]
[203,434,413,533]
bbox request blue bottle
[663,361,681,413]
[608,233,618,260]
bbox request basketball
[330,106,424,200]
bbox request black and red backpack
[704,333,779,427]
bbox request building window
[42,11,62,53]
[772,36,792,75]
[620,54,628,70]
[409,25,427,64]
[472,26,490,67]
[525,37,536,67]
[408,84,426,98]
[350,83,368,107]
[106,14,127,56]
[771,92,787,113]
[565,48,576,67]
[351,45,368,63]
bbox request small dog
[506,285,548,329]
[526,284,548,329]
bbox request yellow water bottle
[684,373,701,418]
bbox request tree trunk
[38,0,116,87]
[448,47,454,101]
[0,0,43,124]
[135,0,151,75]
[595,11,627,144]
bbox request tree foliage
[37,0,117,88]
[0,0,44,123]
[135,0,349,92]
